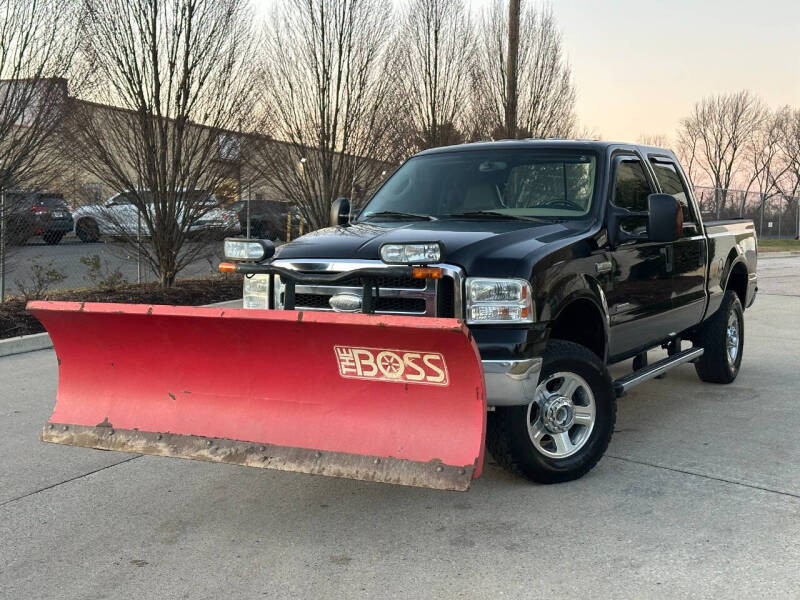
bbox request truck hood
[273,219,591,276]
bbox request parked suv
[3,192,74,245]
[228,199,299,240]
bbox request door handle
[660,246,674,273]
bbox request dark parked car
[228,199,299,240]
[3,192,74,245]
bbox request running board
[614,347,704,397]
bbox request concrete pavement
[1,264,799,598]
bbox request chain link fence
[694,186,800,240]
[4,185,796,302]
[0,190,306,302]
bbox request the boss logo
[334,345,449,386]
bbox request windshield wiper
[361,211,436,221]
[444,211,547,222]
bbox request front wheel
[487,340,616,484]
[693,290,744,384]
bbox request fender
[706,246,747,319]
[539,273,610,363]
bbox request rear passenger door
[605,155,674,359]
[648,157,707,331]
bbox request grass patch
[759,239,800,252]
[0,276,243,340]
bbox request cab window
[612,159,652,236]
[650,160,696,230]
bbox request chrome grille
[271,259,463,318]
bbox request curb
[0,332,53,358]
[759,251,800,259]
[0,298,243,359]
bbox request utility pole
[505,0,521,139]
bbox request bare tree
[62,0,256,286]
[472,0,576,140]
[637,133,670,148]
[248,0,401,230]
[742,107,790,218]
[675,124,702,187]
[0,0,80,299]
[776,108,800,239]
[677,91,765,217]
[392,0,476,151]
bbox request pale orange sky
[254,0,800,143]
[545,0,800,142]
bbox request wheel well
[726,262,748,307]
[549,299,606,360]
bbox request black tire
[487,340,616,484]
[76,219,100,243]
[43,231,64,245]
[693,290,744,384]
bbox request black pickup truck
[230,140,758,484]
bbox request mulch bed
[0,276,243,340]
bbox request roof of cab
[414,139,674,157]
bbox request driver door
[605,155,674,360]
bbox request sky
[253,0,800,144]
[545,0,800,142]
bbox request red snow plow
[29,301,486,491]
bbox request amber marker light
[218,262,237,273]
[412,266,443,279]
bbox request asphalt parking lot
[5,236,222,290]
[1,256,799,599]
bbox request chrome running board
[614,347,704,397]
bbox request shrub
[80,254,128,290]
[14,258,67,301]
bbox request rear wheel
[487,340,616,484]
[43,231,64,245]
[693,290,744,383]
[76,219,100,243]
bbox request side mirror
[647,193,682,243]
[330,196,350,227]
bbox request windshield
[359,150,598,221]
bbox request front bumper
[233,260,546,407]
[482,358,542,407]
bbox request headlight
[380,242,441,264]
[223,237,274,261]
[243,274,270,309]
[466,277,533,324]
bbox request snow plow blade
[29,302,486,491]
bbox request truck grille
[272,260,461,318]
